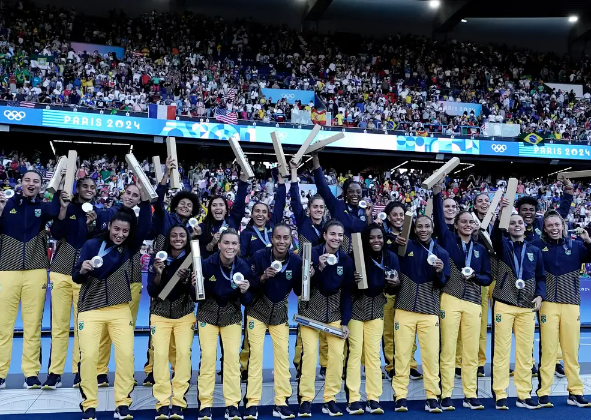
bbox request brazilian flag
[518,132,544,145]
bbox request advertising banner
[437,100,482,117]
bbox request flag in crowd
[6,100,35,108]
[215,107,238,125]
[225,89,236,102]
[148,104,176,120]
[518,132,544,145]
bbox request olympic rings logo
[3,110,26,120]
[281,93,296,100]
[491,144,507,153]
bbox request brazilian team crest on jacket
[151,326,156,335]
[249,321,255,330]
[337,266,343,276]
[35,209,41,217]
[286,270,292,280]
[78,322,84,331]
[474,250,479,258]
[527,252,534,262]
[541,315,546,323]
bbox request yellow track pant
[391,310,439,401]
[478,282,495,367]
[346,318,383,402]
[78,304,135,410]
[245,317,291,407]
[97,282,141,375]
[151,313,195,410]
[492,301,535,401]
[144,313,177,376]
[440,294,480,399]
[537,302,583,397]
[48,272,81,375]
[198,322,242,408]
[0,269,47,378]
[294,329,329,369]
[299,322,345,403]
[385,295,418,372]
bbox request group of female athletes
[0,154,589,420]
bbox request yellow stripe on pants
[78,304,135,410]
[48,272,81,375]
[537,302,583,397]
[391,309,440,400]
[197,322,242,408]
[245,317,291,407]
[151,313,195,409]
[346,318,383,403]
[0,269,47,378]
[299,322,345,403]
[97,282,141,375]
[440,293,481,399]
[492,301,535,401]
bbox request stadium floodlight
[568,16,578,23]
[461,19,468,23]
[429,0,440,9]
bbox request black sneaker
[555,363,566,378]
[318,367,327,379]
[298,401,312,417]
[170,406,184,420]
[410,368,423,380]
[0,377,5,389]
[424,399,442,413]
[454,368,461,379]
[440,398,454,411]
[538,395,553,408]
[532,364,539,375]
[463,398,484,410]
[24,376,41,389]
[567,394,591,408]
[198,407,212,420]
[241,370,248,384]
[115,405,134,420]
[346,402,364,415]
[225,406,242,420]
[387,369,395,380]
[322,401,343,417]
[365,401,383,415]
[82,408,97,420]
[273,405,295,419]
[244,406,258,420]
[516,398,540,410]
[73,372,81,388]
[477,366,485,377]
[97,374,109,387]
[495,399,509,410]
[144,372,155,386]
[156,407,170,420]
[395,399,408,412]
[42,373,62,390]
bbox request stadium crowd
[3,2,591,139]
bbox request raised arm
[271,180,286,225]
[132,199,154,252]
[432,189,450,241]
[289,161,306,226]
[228,174,248,228]
[312,154,340,216]
[557,182,574,219]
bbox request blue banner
[260,88,315,105]
[2,105,591,161]
[437,100,482,117]
[70,42,125,59]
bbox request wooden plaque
[153,156,163,184]
[166,137,181,189]
[304,132,345,154]
[191,240,205,301]
[158,253,193,300]
[271,131,289,177]
[499,178,518,229]
[301,242,312,301]
[229,135,254,178]
[351,233,368,289]
[47,155,67,194]
[421,157,460,189]
[480,189,503,229]
[63,150,78,195]
[292,124,321,164]
[398,211,414,257]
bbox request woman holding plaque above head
[490,204,545,411]
[196,228,252,420]
[533,213,591,409]
[297,219,354,418]
[153,157,202,250]
[345,223,400,416]
[72,186,152,420]
[391,214,450,414]
[147,225,196,420]
[44,176,98,390]
[433,179,492,411]
[0,170,62,390]
[240,170,286,262]
[243,223,306,420]
[199,173,248,259]
[311,154,371,253]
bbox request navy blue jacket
[290,182,324,246]
[152,184,193,251]
[524,192,572,242]
[0,191,61,270]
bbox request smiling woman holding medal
[240,170,286,262]
[345,223,400,415]
[391,215,450,414]
[490,202,546,410]
[196,228,252,420]
[297,220,354,418]
[72,185,152,420]
[433,179,492,411]
[243,223,306,420]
